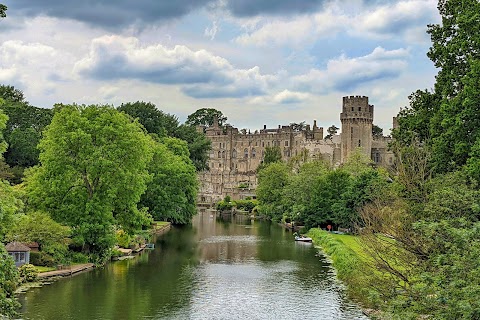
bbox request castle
[197,96,395,205]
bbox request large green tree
[25,105,153,261]
[118,101,179,137]
[118,101,211,171]
[140,137,198,224]
[256,162,290,221]
[185,108,227,127]
[394,0,480,174]
[0,85,54,170]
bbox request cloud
[249,90,311,105]
[204,21,219,40]
[353,0,438,40]
[75,35,278,99]
[233,0,437,47]
[293,47,409,93]
[225,0,326,17]
[6,0,213,29]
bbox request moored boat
[294,236,313,242]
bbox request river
[18,210,367,319]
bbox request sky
[0,0,441,133]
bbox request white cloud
[74,35,278,98]
[204,21,219,40]
[248,89,311,105]
[293,47,410,93]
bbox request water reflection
[19,211,367,320]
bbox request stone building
[197,96,394,206]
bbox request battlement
[342,95,373,115]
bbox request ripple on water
[170,260,368,320]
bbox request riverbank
[307,228,386,319]
[16,222,172,294]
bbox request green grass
[34,266,56,273]
[154,221,170,227]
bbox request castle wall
[198,96,393,205]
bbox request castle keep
[197,96,394,205]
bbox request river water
[18,211,367,320]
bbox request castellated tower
[340,96,373,162]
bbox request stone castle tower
[340,96,373,161]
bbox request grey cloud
[226,0,326,17]
[182,84,264,99]
[5,0,213,29]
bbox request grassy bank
[307,229,386,316]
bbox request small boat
[145,243,155,249]
[295,236,313,243]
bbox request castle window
[218,151,221,158]
[222,151,226,159]
[358,139,361,147]
[285,141,289,147]
[252,149,256,158]
[267,142,270,147]
[232,149,237,158]
[351,107,354,111]
[262,141,264,147]
[244,148,248,158]
[358,106,361,112]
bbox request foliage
[289,121,306,132]
[185,108,227,127]
[0,87,53,170]
[372,125,383,139]
[0,180,23,241]
[115,230,132,248]
[173,124,211,171]
[29,251,55,267]
[139,138,198,224]
[0,242,19,319]
[324,125,339,140]
[18,264,38,283]
[257,146,282,172]
[24,104,153,261]
[5,211,71,262]
[233,199,258,213]
[117,101,210,171]
[118,101,179,137]
[393,0,480,174]
[256,162,290,221]
[0,4,6,18]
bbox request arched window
[232,149,237,158]
[222,151,226,158]
[251,148,256,158]
[218,151,221,158]
[244,148,249,159]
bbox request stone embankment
[37,263,95,279]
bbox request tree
[0,87,53,170]
[140,138,198,224]
[6,212,71,260]
[174,124,211,171]
[256,162,290,221]
[118,101,179,137]
[0,243,19,319]
[372,125,383,139]
[0,4,6,18]
[290,121,306,132]
[185,108,227,127]
[257,146,283,172]
[118,102,211,171]
[324,125,339,140]
[393,0,480,174]
[25,105,153,261]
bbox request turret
[340,96,373,161]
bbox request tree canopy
[25,104,153,261]
[186,108,227,127]
[0,4,6,18]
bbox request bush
[234,199,258,212]
[115,229,132,248]
[29,251,55,267]
[18,264,38,283]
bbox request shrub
[18,264,38,283]
[29,251,55,267]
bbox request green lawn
[154,221,170,227]
[34,266,56,273]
